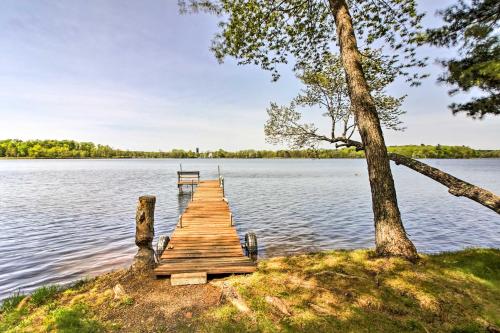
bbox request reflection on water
[0,158,499,299]
[177,191,191,215]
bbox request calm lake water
[0,158,499,299]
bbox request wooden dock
[154,180,257,276]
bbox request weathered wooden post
[220,176,225,197]
[132,195,156,272]
[191,179,194,201]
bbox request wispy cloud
[0,0,498,150]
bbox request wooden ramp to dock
[154,180,256,276]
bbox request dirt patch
[90,270,222,332]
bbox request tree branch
[331,138,500,214]
[332,137,363,150]
[388,153,500,214]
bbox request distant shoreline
[1,156,500,160]
[1,139,499,159]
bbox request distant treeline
[0,139,499,159]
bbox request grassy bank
[1,248,499,332]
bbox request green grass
[31,285,60,306]
[71,277,92,290]
[1,248,498,332]
[120,296,134,306]
[0,291,25,313]
[45,303,105,333]
[197,248,500,333]
[0,284,101,332]
[432,248,500,286]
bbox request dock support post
[191,180,194,201]
[220,176,225,197]
[178,168,182,194]
[132,195,156,273]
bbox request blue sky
[0,0,498,150]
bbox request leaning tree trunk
[388,153,500,214]
[329,0,418,261]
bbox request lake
[0,158,499,300]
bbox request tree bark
[329,137,500,215]
[329,0,418,261]
[388,153,500,214]
[132,195,156,272]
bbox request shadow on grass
[198,248,500,333]
[1,249,498,333]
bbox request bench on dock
[177,171,200,186]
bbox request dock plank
[154,180,256,276]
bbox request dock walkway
[154,180,256,276]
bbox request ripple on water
[0,158,499,299]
